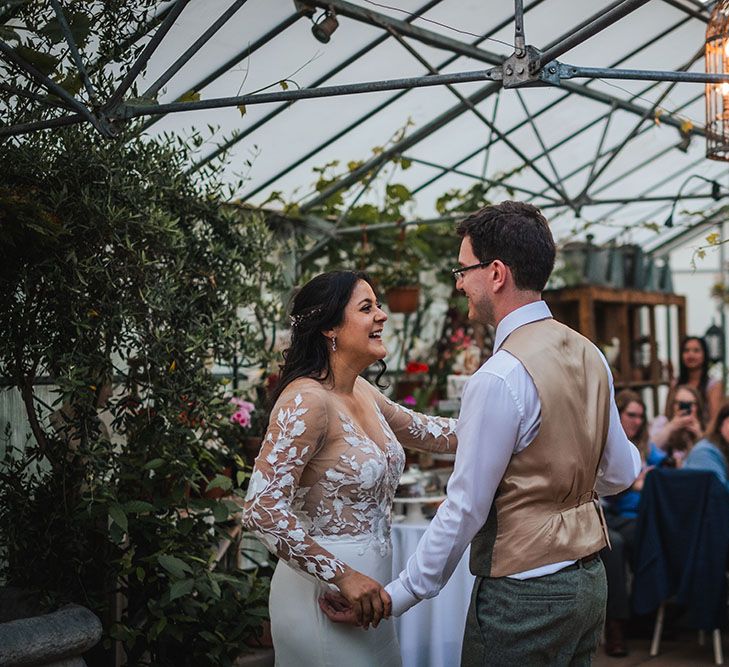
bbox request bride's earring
[331,336,337,352]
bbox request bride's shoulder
[277,377,331,407]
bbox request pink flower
[230,397,255,428]
[403,395,417,406]
[231,411,251,428]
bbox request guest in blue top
[685,401,729,489]
[601,389,656,657]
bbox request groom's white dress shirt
[385,300,642,616]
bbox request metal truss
[0,0,721,136]
[0,0,724,247]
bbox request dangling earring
[331,336,337,352]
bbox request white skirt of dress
[269,535,402,667]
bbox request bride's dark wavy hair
[269,270,387,409]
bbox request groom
[322,202,641,665]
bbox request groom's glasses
[451,259,496,281]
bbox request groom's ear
[491,259,509,292]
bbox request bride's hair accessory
[289,305,322,329]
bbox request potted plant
[381,260,421,313]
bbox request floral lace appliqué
[243,384,455,586]
[243,393,346,582]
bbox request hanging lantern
[706,1,729,161]
[704,322,725,365]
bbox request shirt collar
[492,300,552,354]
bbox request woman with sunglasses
[665,336,723,425]
[652,385,705,468]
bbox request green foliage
[291,153,459,291]
[1,1,161,127]
[0,127,277,665]
[435,182,492,215]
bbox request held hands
[319,592,359,624]
[323,569,392,628]
[318,591,393,629]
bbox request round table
[391,520,475,667]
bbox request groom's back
[470,317,611,578]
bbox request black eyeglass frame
[451,259,496,280]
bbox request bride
[242,270,457,666]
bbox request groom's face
[456,236,495,327]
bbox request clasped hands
[319,569,392,629]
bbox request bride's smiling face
[328,280,388,364]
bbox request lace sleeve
[365,380,457,453]
[242,388,346,586]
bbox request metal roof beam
[387,28,570,205]
[541,193,716,208]
[408,89,572,194]
[240,0,549,201]
[403,156,562,202]
[577,47,703,199]
[453,12,690,198]
[242,1,701,207]
[647,206,726,255]
[191,0,447,173]
[304,0,507,63]
[305,0,705,138]
[659,0,710,22]
[105,0,192,109]
[298,79,502,212]
[559,153,708,242]
[540,0,652,65]
[141,12,302,132]
[411,82,699,205]
[531,90,703,214]
[142,0,251,100]
[300,2,704,211]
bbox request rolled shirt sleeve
[385,369,521,616]
[594,352,642,497]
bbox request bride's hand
[318,593,359,625]
[334,569,392,628]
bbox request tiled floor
[235,636,726,666]
[594,636,725,666]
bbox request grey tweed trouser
[461,557,607,667]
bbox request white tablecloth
[391,521,475,667]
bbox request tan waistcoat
[469,317,611,578]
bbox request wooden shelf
[544,285,686,414]
[545,285,686,308]
[615,380,671,389]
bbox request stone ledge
[0,604,102,667]
[234,648,274,667]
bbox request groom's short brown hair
[456,201,555,292]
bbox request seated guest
[601,390,654,657]
[650,384,705,467]
[684,401,729,489]
[665,336,723,425]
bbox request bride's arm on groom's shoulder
[241,387,346,584]
[363,379,457,453]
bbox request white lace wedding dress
[242,376,457,667]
